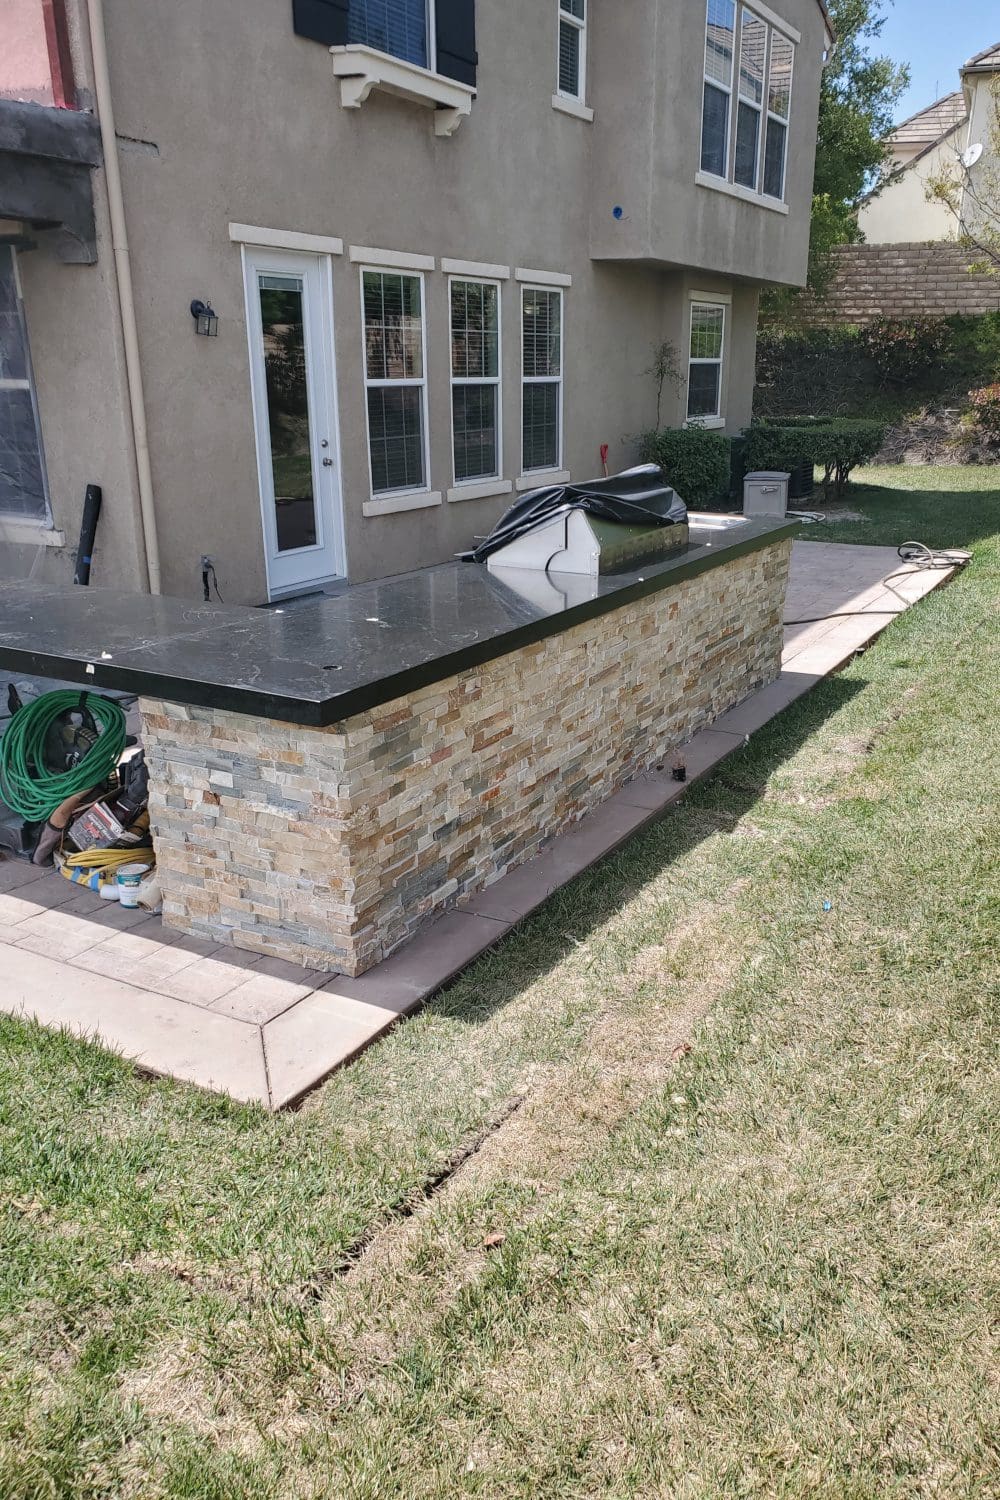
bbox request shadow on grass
[429,672,866,1028]
[800,477,1000,553]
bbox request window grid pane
[690,305,724,361]
[768,33,794,119]
[522,384,559,472]
[687,364,721,420]
[522,289,561,379]
[560,0,585,17]
[704,0,735,87]
[558,19,581,95]
[453,385,499,482]
[734,97,761,188]
[367,387,425,493]
[348,0,428,67]
[738,9,766,103]
[363,271,423,382]
[701,83,729,176]
[763,116,787,197]
[450,281,498,380]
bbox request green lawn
[2,467,998,1498]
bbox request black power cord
[200,556,225,603]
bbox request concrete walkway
[0,542,957,1108]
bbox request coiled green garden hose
[0,690,127,823]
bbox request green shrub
[967,383,1000,450]
[859,317,952,387]
[756,312,1000,427]
[755,325,869,418]
[638,427,732,507]
[745,418,886,497]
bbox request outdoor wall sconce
[190,299,219,336]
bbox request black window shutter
[292,0,349,46]
[435,0,477,87]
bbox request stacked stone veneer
[779,243,1000,327]
[142,540,791,976]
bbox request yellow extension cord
[56,811,155,890]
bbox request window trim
[556,0,588,105]
[520,283,565,478]
[448,275,504,491]
[685,296,728,428]
[358,265,433,502]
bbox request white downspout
[85,0,162,593]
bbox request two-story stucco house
[858,43,1000,245]
[1,0,832,605]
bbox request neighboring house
[859,43,1000,246]
[0,0,831,605]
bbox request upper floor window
[557,0,587,102]
[701,2,794,201]
[348,0,434,70]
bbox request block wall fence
[772,243,1000,326]
[141,539,792,977]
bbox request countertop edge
[0,522,796,727]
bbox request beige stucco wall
[588,0,824,286]
[858,126,965,244]
[14,0,821,602]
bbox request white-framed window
[700,2,795,202]
[557,0,587,102]
[360,268,430,496]
[450,278,501,485]
[686,301,727,424]
[348,0,436,71]
[521,286,563,473]
[0,248,50,523]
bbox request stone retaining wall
[142,539,792,976]
[777,243,1000,326]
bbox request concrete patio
[0,541,957,1108]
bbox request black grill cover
[461,465,687,564]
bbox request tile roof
[964,42,1000,70]
[891,91,967,147]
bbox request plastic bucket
[116,862,151,908]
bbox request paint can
[116,862,151,908]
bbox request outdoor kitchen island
[0,514,794,977]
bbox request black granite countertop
[0,517,795,726]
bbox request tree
[925,75,1000,277]
[767,0,909,311]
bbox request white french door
[242,247,346,598]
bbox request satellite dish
[960,142,984,169]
